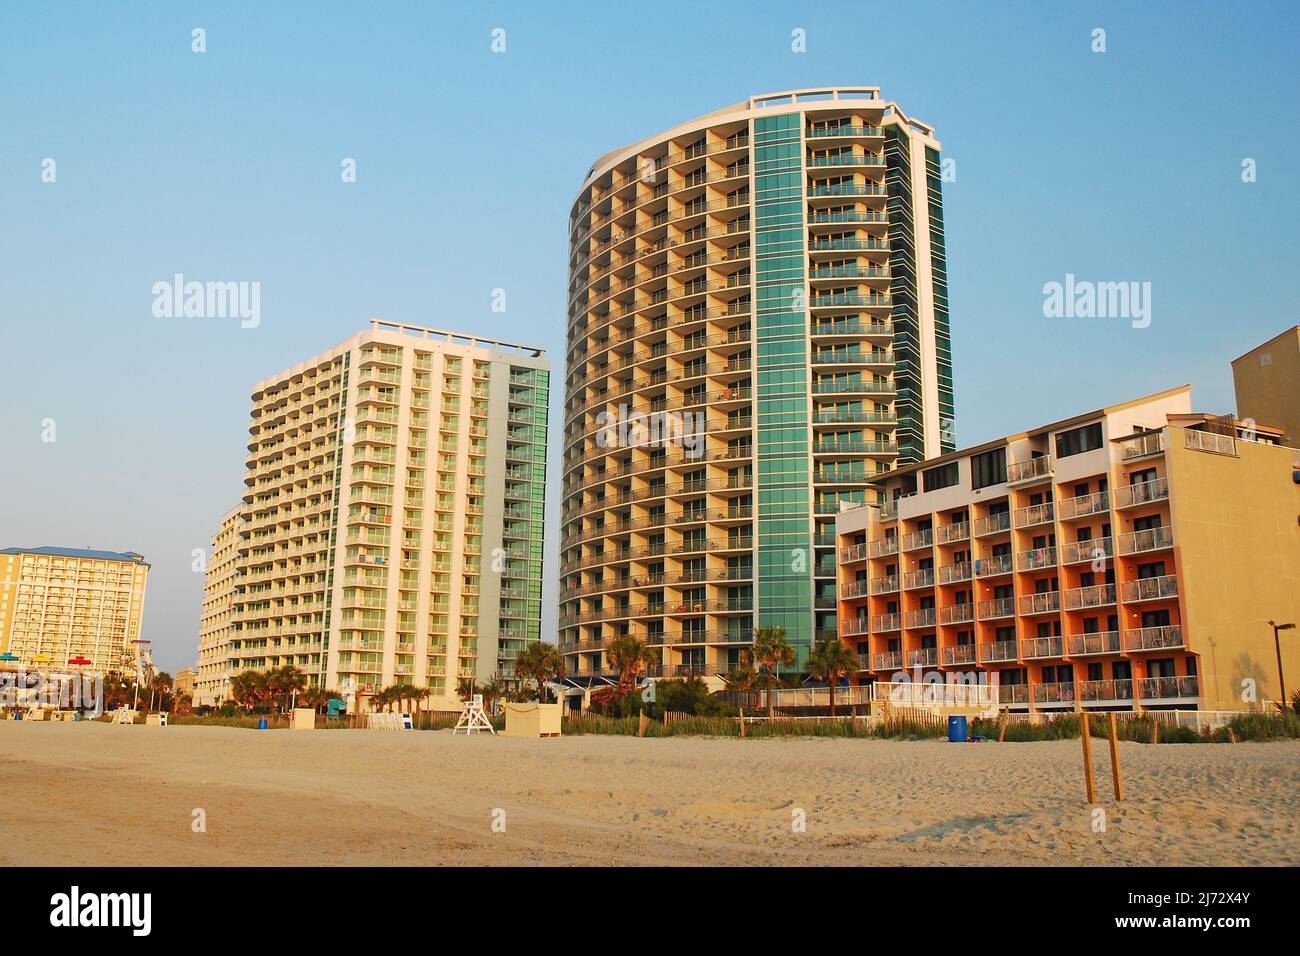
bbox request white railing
[937,521,970,544]
[1018,546,1057,571]
[1018,591,1060,615]
[1014,502,1055,527]
[1064,584,1116,610]
[1121,574,1178,603]
[1138,675,1199,701]
[973,512,1012,536]
[1114,477,1169,508]
[1118,525,1174,555]
[1060,537,1112,564]
[1058,490,1110,519]
[1007,456,1052,482]
[906,647,938,667]
[1068,631,1122,656]
[975,553,1014,576]
[1122,625,1184,651]
[938,561,972,584]
[976,597,1016,619]
[871,574,900,593]
[979,640,1018,662]
[1184,430,1236,456]
[1078,678,1133,703]
[903,529,934,551]
[904,608,936,628]
[1120,431,1165,460]
[1021,636,1063,659]
[938,603,974,624]
[872,613,900,632]
[942,644,977,665]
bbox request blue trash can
[257,718,268,730]
[947,715,968,742]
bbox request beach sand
[0,721,1295,866]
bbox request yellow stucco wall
[1168,430,1300,711]
[1233,327,1300,448]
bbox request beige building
[193,505,246,707]
[173,667,195,698]
[836,386,1300,713]
[561,87,955,686]
[196,320,549,711]
[0,547,149,675]
[1233,325,1300,447]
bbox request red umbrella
[68,656,93,666]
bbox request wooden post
[1080,711,1097,803]
[739,706,746,737]
[998,715,1007,743]
[638,712,648,738]
[663,710,669,728]
[1152,717,1159,745]
[1107,712,1124,801]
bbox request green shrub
[1229,711,1300,741]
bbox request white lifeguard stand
[453,694,495,735]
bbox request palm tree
[805,636,860,717]
[148,671,173,713]
[276,665,309,712]
[751,625,796,719]
[478,674,507,715]
[514,642,566,704]
[721,649,757,694]
[606,634,656,694]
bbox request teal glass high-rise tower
[559,88,954,685]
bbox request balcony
[869,538,899,558]
[998,683,1031,705]
[903,568,934,590]
[839,543,868,563]
[975,554,1014,577]
[938,603,974,625]
[1120,432,1165,461]
[1060,537,1112,565]
[841,616,870,637]
[1184,430,1236,456]
[1017,546,1057,571]
[902,529,933,551]
[906,647,938,667]
[973,512,1011,537]
[1014,502,1054,528]
[871,574,899,594]
[1120,574,1178,604]
[872,612,900,632]
[976,597,1016,620]
[1078,678,1133,705]
[1018,591,1060,615]
[1063,583,1116,610]
[937,521,970,544]
[1114,477,1169,509]
[872,650,902,670]
[1058,490,1110,520]
[942,644,977,666]
[938,561,972,584]
[1068,630,1122,656]
[1122,625,1184,651]
[1138,675,1199,704]
[1117,525,1174,555]
[1021,636,1063,660]
[979,640,1019,663]
[1032,681,1076,707]
[904,608,936,629]
[840,580,870,600]
[1007,456,1052,484]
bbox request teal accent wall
[925,145,955,453]
[753,114,812,654]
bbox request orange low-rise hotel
[835,385,1300,714]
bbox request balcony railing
[1079,678,1133,704]
[1117,525,1174,555]
[869,537,900,558]
[903,529,933,551]
[1184,429,1236,455]
[1007,456,1052,483]
[904,608,937,629]
[976,597,1016,619]
[942,644,977,665]
[1058,490,1110,520]
[903,568,934,590]
[1033,681,1076,705]
[1017,546,1057,571]
[1122,625,1184,651]
[872,650,902,670]
[1120,574,1178,603]
[872,613,900,632]
[1138,675,1199,702]
[906,647,938,667]
[938,603,974,625]
[938,561,972,584]
[1018,591,1060,615]
[974,554,1014,577]
[1063,583,1116,610]
[1068,630,1122,656]
[841,617,870,637]
[1114,477,1169,509]
[1120,431,1165,460]
[840,580,870,600]
[972,512,1011,536]
[1060,537,1112,565]
[1014,502,1054,527]
[979,640,1018,663]
[937,521,970,544]
[871,574,900,594]
[1021,636,1063,660]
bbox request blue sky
[1,0,1295,671]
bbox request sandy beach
[0,721,1295,866]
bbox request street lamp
[1269,620,1296,709]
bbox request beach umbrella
[68,656,92,666]
[32,653,52,663]
[0,653,18,662]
